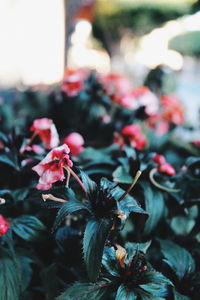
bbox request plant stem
[118,170,142,201]
[64,166,87,194]
[20,132,37,155]
[149,168,180,193]
[65,168,70,187]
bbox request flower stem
[42,194,67,203]
[65,169,71,188]
[20,132,37,155]
[118,170,142,201]
[149,168,180,193]
[64,166,87,194]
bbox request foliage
[0,69,199,299]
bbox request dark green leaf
[173,289,191,300]
[125,241,151,264]
[56,281,111,300]
[19,255,33,292]
[12,215,46,241]
[53,200,90,230]
[115,284,136,300]
[139,271,172,298]
[170,216,195,236]
[0,248,21,300]
[80,170,97,200]
[159,240,195,280]
[142,184,165,235]
[11,188,29,202]
[83,218,112,282]
[0,153,19,170]
[113,166,133,184]
[102,247,120,278]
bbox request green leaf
[19,255,33,292]
[80,170,97,200]
[12,215,46,241]
[142,184,165,235]
[139,271,172,298]
[83,218,112,282]
[102,247,120,278]
[53,200,90,230]
[125,241,151,264]
[56,281,111,300]
[113,166,133,184]
[0,248,21,300]
[173,289,191,300]
[115,284,136,300]
[170,216,195,236]
[0,152,19,170]
[159,240,195,280]
[11,188,29,202]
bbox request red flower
[100,73,132,97]
[152,154,166,165]
[121,124,147,150]
[158,162,175,176]
[146,114,169,136]
[193,140,200,147]
[160,95,184,125]
[61,69,84,97]
[0,215,10,237]
[32,144,73,190]
[30,118,59,149]
[64,132,84,156]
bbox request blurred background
[0,0,200,125]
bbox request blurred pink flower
[61,69,85,97]
[193,140,200,147]
[100,73,132,97]
[0,215,10,236]
[160,95,184,126]
[121,124,147,150]
[64,132,84,156]
[30,118,59,149]
[20,144,45,155]
[32,144,73,190]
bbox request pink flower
[121,124,147,150]
[160,95,184,126]
[193,140,200,147]
[0,215,10,236]
[32,144,73,190]
[30,118,59,149]
[146,114,169,136]
[132,86,159,115]
[61,69,84,97]
[100,73,132,97]
[20,144,45,155]
[152,154,166,165]
[64,132,84,156]
[158,162,175,176]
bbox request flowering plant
[0,70,199,299]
